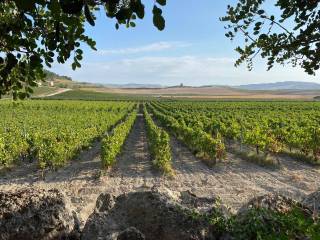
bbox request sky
[51,0,319,86]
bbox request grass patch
[191,204,320,240]
[231,148,281,168]
[279,151,320,166]
[195,151,218,167]
[230,207,320,240]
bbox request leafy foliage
[221,0,320,74]
[149,102,226,165]
[0,100,135,169]
[230,206,320,239]
[101,110,137,168]
[184,191,320,239]
[157,101,320,165]
[143,104,172,175]
[0,0,167,99]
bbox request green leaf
[84,4,95,26]
[76,49,83,54]
[59,0,83,14]
[48,0,61,15]
[30,55,41,67]
[130,22,136,27]
[76,54,83,60]
[18,92,27,100]
[153,6,165,31]
[26,86,34,93]
[131,0,145,19]
[48,51,55,58]
[116,8,132,21]
[71,62,76,70]
[152,5,162,15]
[15,0,36,11]
[156,0,166,6]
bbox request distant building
[180,83,183,87]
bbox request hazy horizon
[69,79,320,88]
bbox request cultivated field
[1,99,320,238]
[79,86,320,100]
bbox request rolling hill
[236,81,320,90]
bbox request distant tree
[0,0,167,99]
[43,70,72,81]
[220,0,320,75]
[61,76,73,81]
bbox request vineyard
[149,101,320,166]
[1,99,320,239]
[0,100,136,169]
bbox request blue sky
[52,0,319,86]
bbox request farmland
[1,99,320,238]
[150,101,320,165]
[0,100,136,168]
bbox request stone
[95,192,115,213]
[117,227,145,240]
[0,188,77,240]
[82,188,227,240]
[302,189,320,215]
[238,193,312,216]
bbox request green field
[0,100,135,168]
[44,89,155,101]
[2,99,320,168]
[149,101,320,165]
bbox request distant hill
[236,81,320,90]
[41,70,106,89]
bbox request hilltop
[236,81,320,91]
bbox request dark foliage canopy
[221,0,320,75]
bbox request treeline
[44,69,72,81]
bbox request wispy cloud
[97,41,190,55]
[52,56,318,86]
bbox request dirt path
[1,112,320,226]
[100,113,162,195]
[37,88,72,98]
[165,137,320,212]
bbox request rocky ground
[1,113,320,230]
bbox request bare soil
[81,86,319,100]
[168,138,320,212]
[45,88,72,97]
[1,113,320,228]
